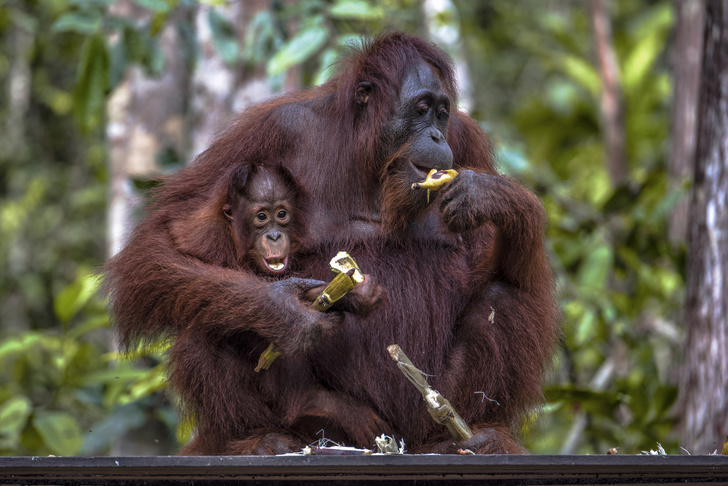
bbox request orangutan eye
[256,212,267,222]
[416,102,429,115]
[277,210,287,220]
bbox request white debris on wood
[641,443,667,455]
[375,434,406,455]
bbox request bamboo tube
[255,252,363,372]
[387,344,473,442]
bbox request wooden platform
[1,454,728,485]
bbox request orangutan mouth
[265,257,288,273]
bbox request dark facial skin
[383,60,453,182]
[372,61,455,224]
[224,170,295,275]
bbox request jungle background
[1,0,726,456]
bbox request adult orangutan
[102,32,560,455]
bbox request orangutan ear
[355,81,372,106]
[222,204,233,222]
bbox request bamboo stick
[387,344,473,442]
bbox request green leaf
[574,307,597,345]
[67,314,109,340]
[559,54,600,98]
[0,334,43,362]
[32,411,83,456]
[497,144,530,176]
[244,11,277,64]
[80,405,147,455]
[131,0,170,13]
[329,0,384,20]
[70,0,114,8]
[207,9,239,65]
[122,25,148,65]
[622,4,673,92]
[578,242,612,290]
[544,385,625,415]
[82,367,149,387]
[73,35,110,133]
[54,273,101,324]
[314,48,339,85]
[268,26,328,76]
[126,365,168,401]
[338,34,365,49]
[52,13,102,35]
[0,396,32,436]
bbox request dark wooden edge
[1,454,728,484]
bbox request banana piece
[411,169,458,190]
[411,169,458,202]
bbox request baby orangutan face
[224,165,301,275]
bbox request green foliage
[48,0,171,133]
[0,278,105,455]
[33,412,83,456]
[207,8,239,66]
[241,0,423,88]
[0,2,108,332]
[0,272,177,456]
[459,0,682,453]
[0,0,179,455]
[268,21,330,76]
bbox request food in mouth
[411,168,458,191]
[264,257,287,273]
[412,168,459,202]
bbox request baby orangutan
[223,164,303,276]
[172,164,388,454]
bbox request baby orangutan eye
[256,212,267,222]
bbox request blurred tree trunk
[669,0,705,245]
[4,4,32,161]
[558,1,626,453]
[1,4,34,330]
[190,0,271,158]
[680,0,728,455]
[422,0,473,112]
[106,1,188,259]
[589,0,626,187]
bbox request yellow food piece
[411,169,458,191]
[255,344,281,372]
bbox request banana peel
[411,169,458,202]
